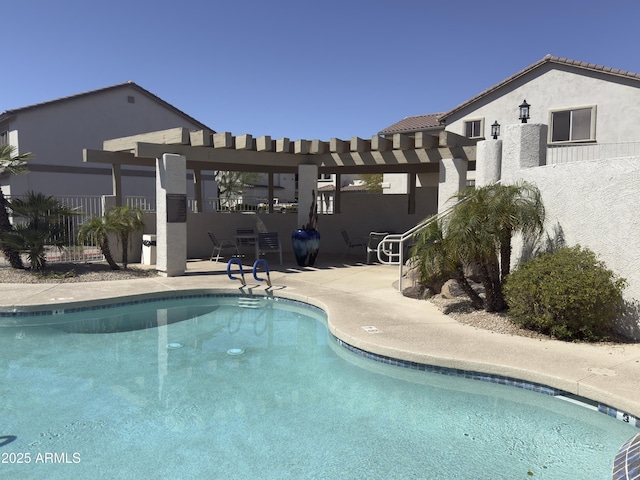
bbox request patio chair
[208,232,239,262]
[257,232,283,265]
[366,232,389,264]
[341,229,366,257]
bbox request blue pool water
[0,295,636,479]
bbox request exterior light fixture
[519,100,530,123]
[491,120,500,139]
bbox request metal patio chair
[341,229,366,257]
[208,232,238,262]
[257,232,283,265]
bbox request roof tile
[378,113,444,135]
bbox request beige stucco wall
[518,157,640,304]
[128,187,438,263]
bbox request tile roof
[0,82,214,132]
[439,54,640,122]
[378,113,444,135]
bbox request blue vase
[291,229,320,267]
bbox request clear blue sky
[4,0,640,141]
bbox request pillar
[156,153,187,277]
[192,169,203,213]
[297,163,318,229]
[476,139,502,187]
[438,158,467,214]
[111,164,122,207]
[502,124,548,183]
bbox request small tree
[446,182,545,312]
[107,206,145,269]
[3,192,75,270]
[77,206,144,270]
[0,145,34,269]
[411,217,484,309]
[504,246,627,341]
[360,173,383,193]
[78,214,120,270]
[215,171,259,209]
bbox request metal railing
[547,141,640,165]
[376,204,461,292]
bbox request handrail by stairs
[375,203,460,292]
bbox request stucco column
[438,157,467,214]
[502,123,548,183]
[297,163,318,229]
[475,139,502,187]
[156,153,187,277]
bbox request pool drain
[167,342,184,349]
[227,348,245,356]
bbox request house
[382,55,640,144]
[380,54,640,187]
[0,82,216,205]
[438,55,640,145]
[380,55,640,329]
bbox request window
[464,119,483,138]
[550,106,595,142]
[0,130,7,146]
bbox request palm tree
[445,189,503,310]
[448,182,545,312]
[106,206,145,269]
[77,205,145,270]
[0,144,34,268]
[411,216,484,309]
[4,192,76,270]
[77,214,121,270]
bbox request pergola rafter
[83,127,476,213]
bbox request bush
[504,246,626,341]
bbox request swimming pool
[0,294,636,479]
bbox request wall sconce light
[491,120,500,139]
[519,100,530,123]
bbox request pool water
[0,295,636,479]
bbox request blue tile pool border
[0,293,326,317]
[333,335,640,431]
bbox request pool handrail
[252,259,272,288]
[376,200,469,291]
[226,258,246,286]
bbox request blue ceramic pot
[291,229,320,267]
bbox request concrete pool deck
[2,256,640,423]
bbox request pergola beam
[103,127,190,151]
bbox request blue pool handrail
[252,259,272,288]
[226,258,246,286]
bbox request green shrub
[504,246,626,341]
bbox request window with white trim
[464,119,483,138]
[550,106,595,142]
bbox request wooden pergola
[83,127,476,214]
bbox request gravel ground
[427,294,551,340]
[0,262,157,283]
[416,288,632,344]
